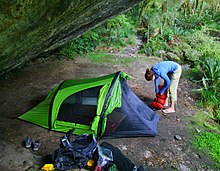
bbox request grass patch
[193,132,220,164]
[190,112,220,167]
[83,52,138,64]
[83,52,116,64]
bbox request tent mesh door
[57,86,102,125]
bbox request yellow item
[41,164,55,171]
[87,159,95,167]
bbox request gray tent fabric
[103,78,160,138]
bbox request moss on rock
[0,0,143,76]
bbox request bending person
[145,61,182,113]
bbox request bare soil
[0,46,217,170]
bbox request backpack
[52,129,98,170]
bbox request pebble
[179,163,191,171]
[174,135,182,140]
[143,150,152,159]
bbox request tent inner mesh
[57,86,102,125]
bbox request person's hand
[156,92,166,99]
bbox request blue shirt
[151,61,179,94]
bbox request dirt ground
[0,46,217,171]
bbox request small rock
[177,147,182,151]
[163,152,170,157]
[120,145,127,151]
[143,150,152,159]
[147,161,153,166]
[178,163,191,171]
[174,135,182,140]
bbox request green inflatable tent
[19,71,160,138]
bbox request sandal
[162,108,175,114]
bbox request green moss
[0,1,85,70]
[193,132,220,165]
[189,112,220,168]
[0,0,142,75]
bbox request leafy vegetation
[60,30,103,58]
[60,14,136,59]
[196,58,220,123]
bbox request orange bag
[152,101,164,109]
[154,97,166,105]
[152,85,168,109]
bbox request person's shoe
[24,137,32,148]
[32,140,41,151]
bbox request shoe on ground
[32,140,41,151]
[24,137,32,148]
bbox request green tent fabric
[19,71,131,137]
[18,86,59,129]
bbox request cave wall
[0,0,143,76]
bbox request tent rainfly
[19,71,160,138]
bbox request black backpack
[52,129,98,171]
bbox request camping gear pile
[50,129,146,171]
[152,85,168,109]
[19,71,159,170]
[52,129,99,170]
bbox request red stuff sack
[152,85,168,109]
[152,101,164,109]
[154,97,166,105]
[155,93,167,99]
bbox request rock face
[0,0,143,76]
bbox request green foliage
[200,58,220,86]
[171,28,220,66]
[175,15,204,33]
[140,36,167,56]
[136,0,220,58]
[60,28,105,58]
[124,5,140,26]
[60,14,135,58]
[106,14,135,46]
[195,58,220,123]
[193,132,220,164]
